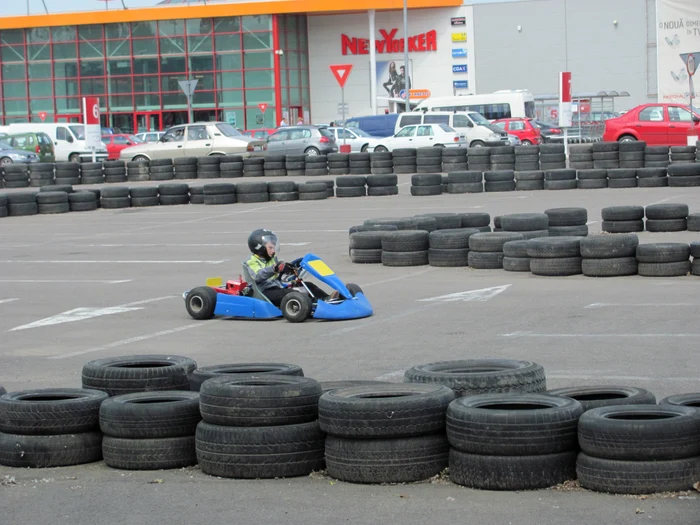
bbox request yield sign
[38,111,48,121]
[258,103,268,113]
[178,79,198,97]
[330,64,353,88]
[680,52,700,77]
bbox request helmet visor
[260,233,279,256]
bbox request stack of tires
[100,186,131,209]
[515,170,544,191]
[644,145,670,168]
[196,376,325,479]
[366,173,398,196]
[619,141,646,168]
[158,183,190,206]
[174,157,198,179]
[459,212,491,232]
[490,146,515,170]
[416,212,460,230]
[127,160,150,182]
[100,391,201,470]
[237,181,269,203]
[381,230,429,267]
[0,388,107,468]
[448,171,483,193]
[468,232,524,269]
[285,154,305,177]
[102,160,128,184]
[149,159,175,181]
[502,240,532,272]
[349,230,385,264]
[545,207,588,236]
[544,169,577,190]
[268,180,298,202]
[467,147,490,171]
[484,170,515,192]
[693,242,700,276]
[442,148,468,172]
[637,167,668,187]
[298,181,328,201]
[197,157,220,179]
[580,234,639,277]
[29,163,55,187]
[607,168,637,188]
[670,145,696,164]
[688,215,700,232]
[0,195,6,217]
[410,173,442,196]
[577,169,608,189]
[189,362,305,392]
[636,243,691,277]
[3,165,30,188]
[370,151,393,175]
[668,163,700,187]
[320,384,455,484]
[539,144,566,170]
[447,394,583,490]
[220,155,243,178]
[514,145,540,171]
[80,162,104,184]
[348,153,370,175]
[568,144,594,169]
[500,213,550,239]
[305,155,328,176]
[392,148,417,174]
[81,354,197,396]
[576,405,700,494]
[70,190,98,212]
[527,237,583,276]
[130,186,159,207]
[601,206,645,233]
[327,153,349,175]
[645,203,688,232]
[415,148,441,173]
[243,157,264,177]
[204,183,237,205]
[336,175,366,198]
[592,142,619,169]
[263,154,287,177]
[189,186,204,204]
[37,191,70,214]
[428,228,478,267]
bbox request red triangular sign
[258,103,268,113]
[38,112,47,121]
[330,64,353,88]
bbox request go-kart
[183,253,373,323]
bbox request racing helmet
[248,229,279,260]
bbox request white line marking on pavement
[548,373,699,382]
[0,279,132,284]
[48,324,205,360]
[373,370,405,381]
[585,221,598,225]
[362,268,436,287]
[120,296,177,307]
[0,260,226,264]
[585,302,698,309]
[418,284,512,303]
[501,331,700,338]
[10,306,144,331]
[646,195,683,206]
[0,298,19,305]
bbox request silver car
[327,127,382,152]
[120,122,266,161]
[0,140,40,166]
[135,131,165,143]
[265,126,338,156]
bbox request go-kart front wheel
[185,286,217,320]
[281,291,312,323]
[346,283,363,297]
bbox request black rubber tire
[7,203,38,218]
[195,420,325,479]
[526,237,582,258]
[0,431,103,468]
[81,355,196,397]
[659,393,700,408]
[428,228,478,250]
[602,220,644,233]
[607,178,637,188]
[550,225,590,237]
[530,256,582,276]
[580,234,639,258]
[325,434,449,484]
[581,257,638,277]
[102,435,196,470]
[267,191,297,201]
[100,196,131,209]
[577,179,608,189]
[350,248,382,264]
[602,206,644,221]
[381,250,428,267]
[428,248,469,267]
[318,383,454,438]
[638,261,691,277]
[298,190,327,201]
[688,215,700,232]
[101,186,130,198]
[199,375,320,427]
[484,170,514,182]
[185,286,217,320]
[548,385,656,412]
[381,231,429,252]
[190,363,304,392]
[449,182,484,193]
[646,218,687,232]
[544,207,588,226]
[236,192,269,203]
[645,203,689,220]
[637,177,668,188]
[500,213,549,231]
[577,169,608,180]
[203,193,236,205]
[70,201,98,212]
[415,212,460,230]
[669,175,700,187]
[158,183,189,195]
[502,256,530,272]
[38,202,70,214]
[157,194,188,206]
[335,175,366,188]
[68,191,97,203]
[366,185,398,196]
[467,250,504,269]
[99,391,200,438]
[36,191,67,204]
[501,240,529,258]
[450,449,577,490]
[280,291,312,323]
[636,243,690,263]
[336,186,366,198]
[449,171,482,183]
[366,174,398,186]
[409,185,441,196]
[130,196,159,207]
[468,232,523,252]
[544,169,576,181]
[129,186,158,198]
[0,388,107,435]
[485,181,516,192]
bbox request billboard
[657,0,700,104]
[376,59,413,100]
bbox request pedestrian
[279,117,288,127]
[296,116,304,125]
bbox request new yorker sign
[341,29,438,55]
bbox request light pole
[403,0,410,113]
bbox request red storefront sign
[341,29,437,55]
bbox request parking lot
[1,179,699,524]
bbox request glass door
[135,112,162,134]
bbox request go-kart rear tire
[186,286,217,320]
[281,292,312,323]
[346,283,363,297]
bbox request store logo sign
[452,48,467,58]
[453,80,469,89]
[341,29,438,55]
[451,33,467,42]
[451,17,466,26]
[452,64,468,73]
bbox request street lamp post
[403,0,410,113]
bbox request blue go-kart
[183,253,373,323]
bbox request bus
[413,90,536,121]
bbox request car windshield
[215,123,242,137]
[69,125,86,140]
[128,135,145,143]
[468,113,490,126]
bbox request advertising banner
[657,0,700,104]
[376,60,413,99]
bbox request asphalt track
[0,178,699,524]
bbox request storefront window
[193,91,215,106]
[30,98,53,112]
[52,43,77,61]
[110,77,132,94]
[159,20,185,37]
[109,95,133,111]
[29,81,52,98]
[190,55,213,72]
[243,32,271,51]
[217,71,243,89]
[55,78,78,97]
[51,27,76,42]
[80,78,105,95]
[108,59,132,76]
[162,92,186,109]
[2,45,25,62]
[55,97,80,112]
[244,70,272,88]
[216,53,242,71]
[216,34,241,52]
[79,25,103,41]
[4,99,28,116]
[2,64,26,80]
[1,30,24,45]
[134,93,161,111]
[132,22,156,39]
[214,18,240,33]
[54,62,78,78]
[218,89,244,106]
[107,39,130,57]
[106,23,130,40]
[133,76,159,93]
[79,41,105,59]
[29,63,51,79]
[132,39,157,56]
[242,15,271,32]
[134,58,159,75]
[245,107,274,129]
[3,81,27,98]
[160,56,186,73]
[188,35,212,54]
[244,52,272,69]
[160,37,185,55]
[244,89,274,105]
[27,44,50,61]
[187,19,213,35]
[80,60,105,77]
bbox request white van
[394,111,519,147]
[3,123,108,163]
[413,90,537,120]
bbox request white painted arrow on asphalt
[417,284,512,303]
[0,298,19,305]
[9,306,144,332]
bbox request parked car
[102,134,145,160]
[602,103,700,145]
[135,131,165,143]
[2,123,108,162]
[346,114,400,137]
[4,131,55,162]
[367,124,467,152]
[327,127,382,152]
[101,127,123,135]
[0,139,40,166]
[531,120,563,142]
[492,118,542,146]
[244,128,277,140]
[120,122,266,161]
[265,126,337,156]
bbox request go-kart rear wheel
[346,283,363,297]
[281,291,312,323]
[186,286,217,320]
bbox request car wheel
[433,144,445,148]
[618,135,637,143]
[470,141,485,148]
[522,140,533,146]
[374,146,388,153]
[281,292,312,323]
[361,144,369,152]
[346,283,363,297]
[305,147,320,156]
[69,153,81,163]
[0,157,13,166]
[132,155,150,162]
[185,286,218,321]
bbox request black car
[532,121,563,143]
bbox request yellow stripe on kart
[206,277,223,287]
[308,260,335,277]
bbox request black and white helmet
[247,229,279,260]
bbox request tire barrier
[602,203,692,233]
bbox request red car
[602,103,700,146]
[492,118,542,146]
[102,134,145,160]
